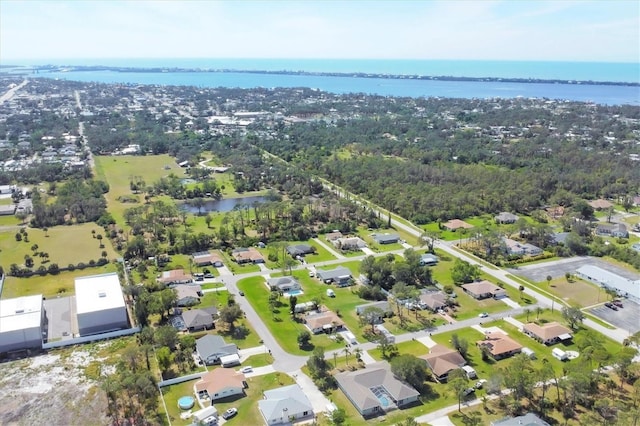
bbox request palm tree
[524,308,531,322]
[343,346,351,365]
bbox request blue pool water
[378,396,390,407]
[178,396,195,410]
[286,289,304,296]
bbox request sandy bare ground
[0,349,110,425]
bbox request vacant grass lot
[2,263,118,298]
[537,276,603,307]
[368,339,430,361]
[0,222,120,269]
[159,371,295,426]
[94,154,187,225]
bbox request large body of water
[12,58,640,105]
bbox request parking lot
[589,299,640,334]
[510,256,640,283]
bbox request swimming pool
[178,395,195,410]
[286,289,304,296]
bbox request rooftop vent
[98,292,107,298]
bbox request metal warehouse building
[75,273,128,336]
[0,294,44,353]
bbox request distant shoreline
[18,65,640,87]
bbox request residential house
[491,413,550,426]
[575,265,640,303]
[595,223,629,238]
[316,266,352,286]
[588,199,613,210]
[476,332,522,360]
[192,251,224,267]
[267,276,301,293]
[325,231,343,241]
[286,244,316,258]
[158,269,193,285]
[372,233,400,245]
[195,368,246,403]
[461,281,507,299]
[174,284,202,307]
[335,361,420,417]
[503,238,543,256]
[258,384,314,425]
[417,291,447,312]
[523,322,573,345]
[442,219,474,231]
[419,254,439,266]
[355,301,392,323]
[0,204,16,216]
[196,334,238,365]
[181,307,216,331]
[294,301,317,313]
[304,309,345,334]
[333,237,367,251]
[232,247,265,264]
[495,212,519,224]
[552,232,570,245]
[419,344,466,382]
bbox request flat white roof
[0,294,42,333]
[576,265,640,300]
[75,273,125,314]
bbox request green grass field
[94,154,187,225]
[0,222,120,281]
[2,263,118,298]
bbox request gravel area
[0,350,109,425]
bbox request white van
[326,289,335,298]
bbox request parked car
[238,291,245,296]
[222,408,238,420]
[475,379,487,389]
[204,273,214,279]
[240,366,253,373]
[478,312,489,318]
[612,300,624,308]
[463,387,475,396]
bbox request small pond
[180,195,268,213]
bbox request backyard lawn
[159,371,295,426]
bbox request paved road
[74,91,95,170]
[0,79,28,104]
[324,183,632,343]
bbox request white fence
[42,327,140,350]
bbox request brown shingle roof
[443,219,474,230]
[305,310,344,330]
[523,322,572,341]
[476,332,522,357]
[195,368,245,397]
[419,344,466,378]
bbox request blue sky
[1,0,638,62]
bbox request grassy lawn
[0,222,120,271]
[449,288,512,321]
[158,379,196,426]
[368,339,430,361]
[537,276,604,307]
[94,154,187,225]
[0,214,21,226]
[242,353,274,368]
[2,263,118,298]
[238,273,369,354]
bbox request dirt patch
[0,350,110,425]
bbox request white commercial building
[75,273,128,336]
[575,265,640,303]
[0,295,44,353]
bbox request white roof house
[0,295,44,352]
[258,384,314,425]
[75,273,128,336]
[575,265,640,302]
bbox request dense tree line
[31,178,108,227]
